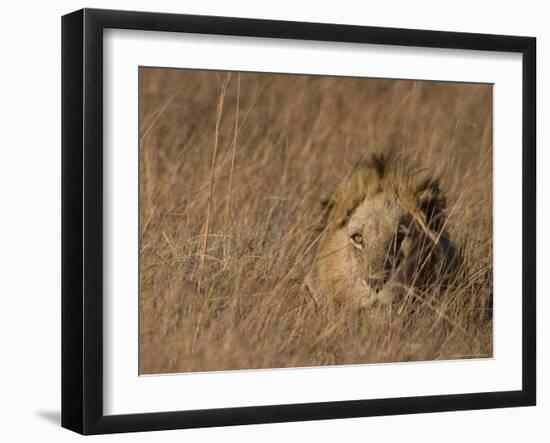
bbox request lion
[306,153,462,308]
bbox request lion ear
[418,182,446,232]
[313,195,334,232]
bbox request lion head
[306,153,462,307]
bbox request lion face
[344,194,403,294]
[306,154,461,308]
[316,193,414,306]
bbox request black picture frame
[61,8,536,435]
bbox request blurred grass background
[139,68,492,374]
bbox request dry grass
[139,68,493,374]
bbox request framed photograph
[61,8,536,435]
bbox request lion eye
[350,233,364,249]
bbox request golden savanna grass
[139,68,493,374]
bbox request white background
[0,0,546,441]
